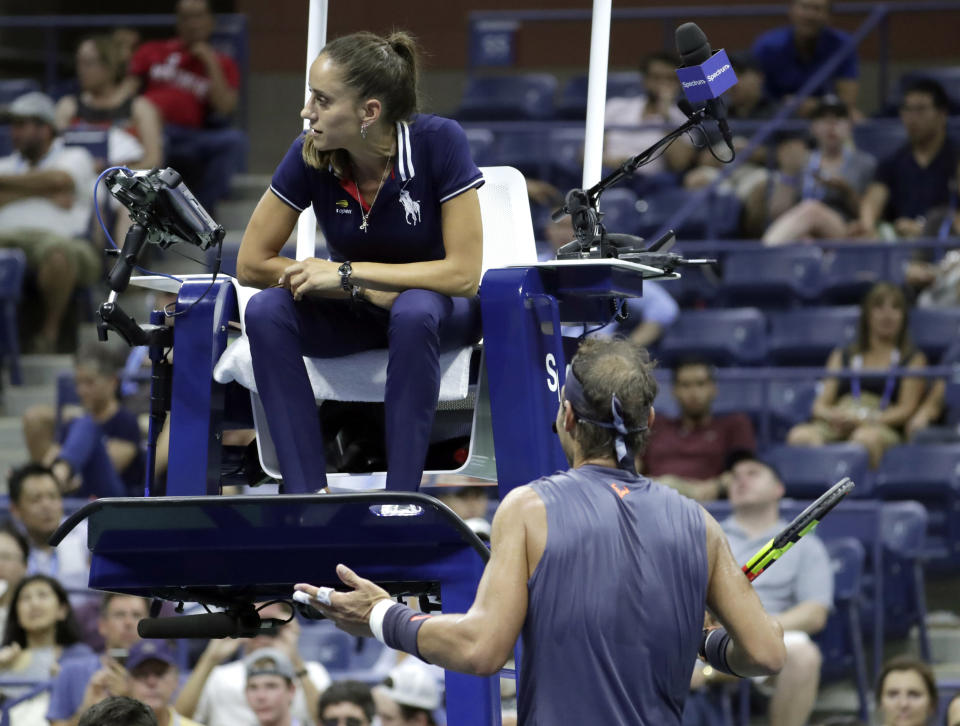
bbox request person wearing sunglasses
[318,679,374,726]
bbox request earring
[360,122,369,140]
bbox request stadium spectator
[373,662,441,726]
[853,79,958,240]
[874,655,938,726]
[8,464,89,595]
[949,692,960,726]
[244,648,299,726]
[905,248,960,308]
[787,282,926,466]
[0,523,29,639]
[603,51,696,181]
[0,91,99,354]
[751,0,860,113]
[175,602,330,726]
[763,96,875,245]
[55,35,163,170]
[642,358,757,501]
[22,342,144,499]
[48,593,149,726]
[78,696,157,726]
[319,679,375,726]
[128,641,201,726]
[0,574,92,699]
[717,451,832,726]
[126,0,245,212]
[726,53,777,121]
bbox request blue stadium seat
[721,247,823,308]
[62,126,109,166]
[636,188,741,240]
[874,443,960,568]
[943,342,960,428]
[910,307,960,361]
[767,306,859,366]
[765,443,872,499]
[658,264,720,308]
[768,379,819,442]
[876,501,930,656]
[598,188,642,236]
[657,308,768,366]
[463,127,496,166]
[852,120,906,158]
[0,78,40,105]
[816,537,870,723]
[555,72,644,119]
[651,378,680,419]
[938,679,960,726]
[713,378,765,420]
[547,126,585,190]
[854,120,907,161]
[489,128,550,180]
[0,250,27,385]
[820,247,889,304]
[457,74,559,121]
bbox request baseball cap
[126,640,178,672]
[381,663,440,711]
[244,647,297,682]
[4,92,56,126]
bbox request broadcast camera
[105,167,224,251]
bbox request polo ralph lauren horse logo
[399,189,421,225]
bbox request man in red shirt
[642,358,757,501]
[127,0,246,212]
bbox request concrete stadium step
[5,354,72,388]
[214,198,257,232]
[229,173,271,201]
[0,417,24,452]
[2,383,56,418]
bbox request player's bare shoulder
[494,485,547,577]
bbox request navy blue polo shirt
[875,138,958,221]
[269,114,484,264]
[752,25,858,100]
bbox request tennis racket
[741,477,855,582]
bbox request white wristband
[369,599,396,644]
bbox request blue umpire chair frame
[52,243,663,725]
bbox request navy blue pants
[245,287,481,493]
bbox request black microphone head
[675,22,712,67]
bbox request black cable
[163,237,223,319]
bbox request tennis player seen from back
[297,337,786,725]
